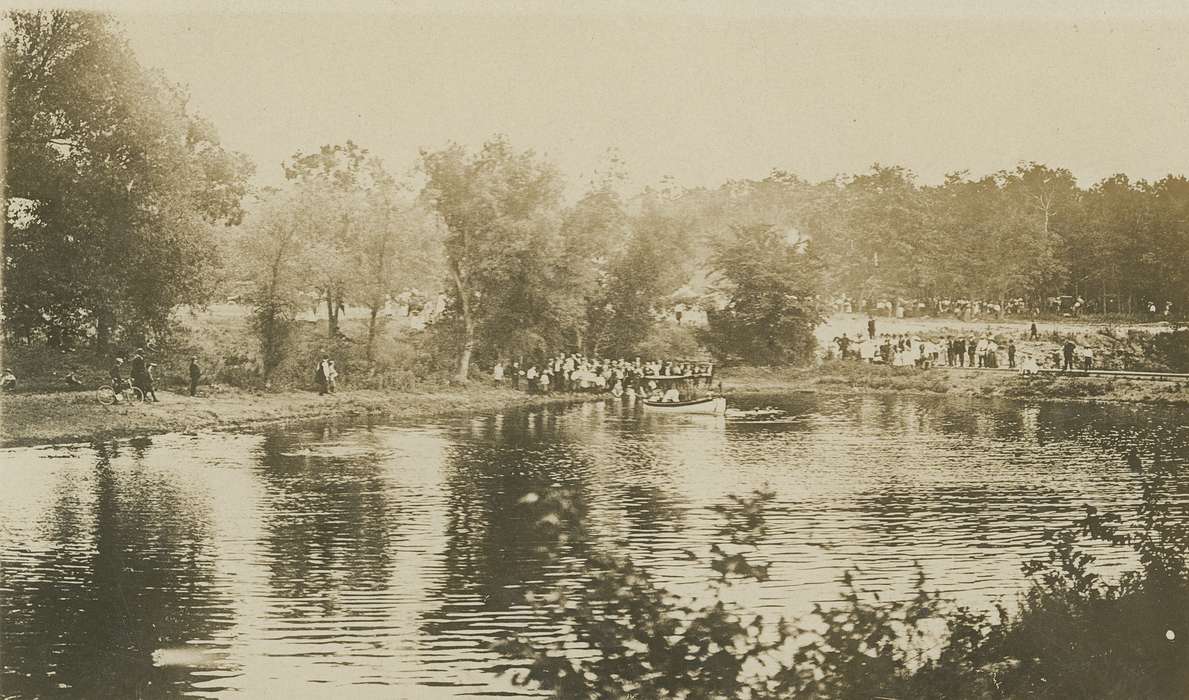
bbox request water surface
[3,393,1187,697]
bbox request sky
[44,1,1189,193]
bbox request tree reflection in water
[253,423,403,618]
[1,439,235,698]
[418,408,597,660]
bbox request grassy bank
[7,361,1188,448]
[0,384,586,448]
[721,361,1189,405]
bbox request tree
[558,154,632,354]
[807,165,929,303]
[420,137,569,380]
[233,188,310,378]
[282,142,370,341]
[1148,176,1189,313]
[352,167,443,363]
[595,207,694,356]
[701,224,824,365]
[3,10,252,348]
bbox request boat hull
[641,397,726,415]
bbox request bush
[489,452,1189,698]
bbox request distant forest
[6,11,1188,366]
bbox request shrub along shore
[3,361,1187,448]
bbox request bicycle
[96,379,144,406]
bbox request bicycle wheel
[97,385,116,406]
[127,387,145,403]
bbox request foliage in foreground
[491,453,1188,698]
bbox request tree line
[6,10,1188,378]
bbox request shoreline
[4,365,1187,449]
[0,384,588,449]
[720,364,1189,406]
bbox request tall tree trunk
[95,307,114,352]
[451,264,474,383]
[326,290,339,339]
[366,304,380,363]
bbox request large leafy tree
[281,142,370,340]
[352,167,443,362]
[233,187,310,378]
[236,149,444,373]
[3,10,252,348]
[420,137,571,380]
[807,165,930,303]
[702,224,824,365]
[595,206,694,356]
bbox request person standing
[130,347,148,395]
[966,336,976,367]
[867,316,876,340]
[327,360,339,393]
[1082,346,1094,372]
[189,357,201,397]
[143,362,160,402]
[1007,340,1017,369]
[1029,321,1038,340]
[315,354,330,395]
[109,357,126,402]
[1062,339,1076,371]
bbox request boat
[641,396,727,415]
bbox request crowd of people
[831,295,1178,321]
[492,354,715,399]
[831,318,1095,374]
[830,296,1035,319]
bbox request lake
[3,393,1187,697]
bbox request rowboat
[641,396,727,415]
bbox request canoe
[641,396,726,415]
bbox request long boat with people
[637,371,726,415]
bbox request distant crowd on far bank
[830,318,1097,374]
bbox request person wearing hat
[189,357,201,397]
[110,357,126,397]
[129,347,152,398]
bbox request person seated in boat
[611,380,624,398]
[662,387,681,402]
